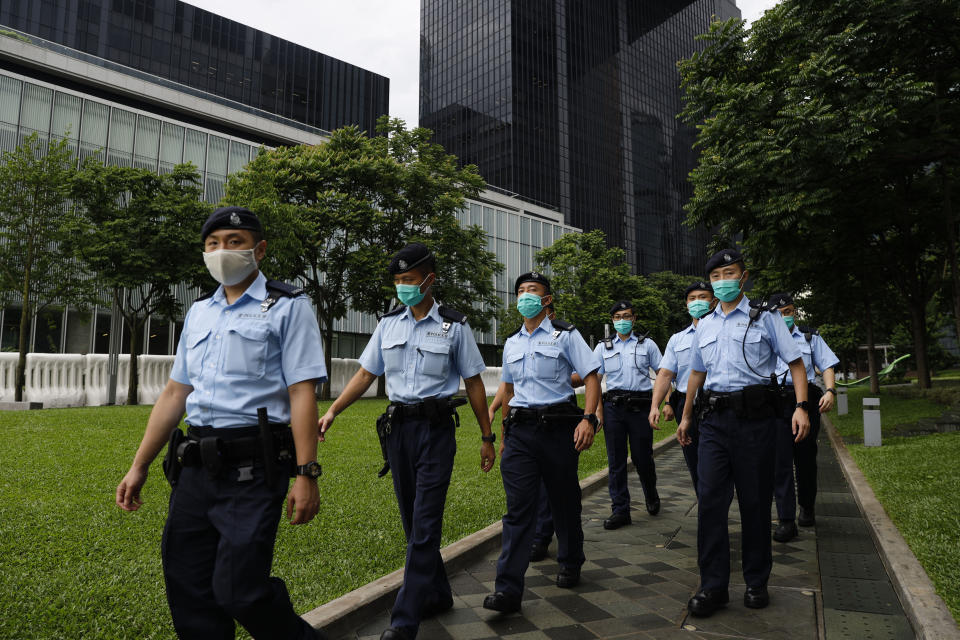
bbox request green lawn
[0,397,671,639]
[828,378,960,623]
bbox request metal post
[863,397,881,447]
[837,387,848,415]
[106,296,120,405]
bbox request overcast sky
[185,0,779,129]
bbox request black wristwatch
[296,461,322,479]
[795,401,810,412]
[481,433,496,443]
[826,388,836,396]
[583,413,599,430]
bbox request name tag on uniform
[426,331,450,338]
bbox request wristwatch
[583,413,599,429]
[826,388,836,395]
[795,401,810,412]
[296,461,322,478]
[481,433,496,443]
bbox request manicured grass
[0,397,668,639]
[828,384,951,440]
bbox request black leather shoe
[529,539,549,562]
[379,628,413,640]
[687,589,729,617]
[798,505,816,527]
[773,520,798,542]
[421,594,453,618]
[645,493,661,516]
[482,591,521,613]
[556,566,581,588]
[744,585,770,609]
[603,512,632,530]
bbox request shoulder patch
[798,325,818,342]
[438,306,467,325]
[195,288,216,302]
[264,279,305,298]
[380,304,406,319]
[551,318,575,332]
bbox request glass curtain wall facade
[1,0,389,135]
[421,0,741,275]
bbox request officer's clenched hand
[573,420,595,451]
[317,411,335,442]
[819,392,834,413]
[480,442,496,472]
[648,406,660,430]
[792,408,810,443]
[116,465,148,511]
[677,418,693,447]
[661,403,675,424]
[287,476,320,525]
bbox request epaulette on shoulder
[507,325,524,340]
[380,304,406,319]
[551,318,575,332]
[798,325,818,342]
[438,306,467,325]
[265,279,305,298]
[196,288,216,302]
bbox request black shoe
[380,629,413,640]
[687,589,729,617]
[556,566,581,588]
[773,520,798,542]
[603,512,632,530]
[744,585,770,609]
[798,506,816,527]
[529,539,549,562]
[421,594,454,618]
[482,591,521,613]
[645,493,661,516]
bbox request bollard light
[837,387,848,415]
[863,397,881,446]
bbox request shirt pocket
[382,336,407,374]
[742,329,764,368]
[602,350,622,374]
[419,341,451,381]
[505,349,524,382]
[698,333,719,369]
[184,329,211,380]
[632,346,648,372]
[674,342,691,372]
[223,323,270,378]
[534,347,561,382]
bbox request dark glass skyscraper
[421,0,740,274]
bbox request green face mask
[711,274,744,302]
[784,315,795,329]
[687,299,711,319]
[516,292,544,318]
[613,319,633,335]
[395,277,427,306]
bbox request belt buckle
[237,465,254,482]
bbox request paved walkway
[334,435,915,639]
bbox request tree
[70,161,209,404]
[533,230,668,348]
[0,133,91,401]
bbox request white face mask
[203,248,258,286]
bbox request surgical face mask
[395,277,429,306]
[711,273,744,302]
[516,292,544,318]
[784,315,795,329]
[687,299,711,319]
[613,319,633,335]
[203,248,257,286]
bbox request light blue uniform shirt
[775,326,840,384]
[359,301,486,404]
[501,316,601,408]
[170,273,328,428]
[594,332,662,392]
[659,324,697,393]
[689,295,802,393]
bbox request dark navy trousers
[496,417,584,597]
[674,394,701,498]
[385,415,456,638]
[697,408,776,591]
[162,465,317,640]
[534,480,555,545]
[602,400,656,515]
[775,388,823,519]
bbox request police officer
[768,293,839,540]
[650,281,715,497]
[483,272,601,613]
[116,206,328,640]
[595,300,663,529]
[318,243,494,640]
[678,249,810,617]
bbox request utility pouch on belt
[200,437,223,477]
[743,385,776,419]
[375,404,398,478]
[162,427,186,487]
[258,407,278,485]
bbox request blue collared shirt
[775,326,840,384]
[359,301,486,403]
[501,316,601,408]
[659,324,697,393]
[594,332,662,392]
[689,295,802,393]
[170,273,328,428]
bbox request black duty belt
[604,389,652,400]
[508,401,582,427]
[389,396,467,424]
[604,389,652,411]
[177,424,294,481]
[702,385,778,419]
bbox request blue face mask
[613,319,633,335]
[395,277,428,306]
[784,315,795,329]
[687,299,711,319]
[516,292,544,318]
[712,274,744,302]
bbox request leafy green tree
[70,161,209,404]
[0,133,91,401]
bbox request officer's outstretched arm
[116,379,192,511]
[788,359,811,442]
[650,368,676,428]
[464,375,496,472]
[318,367,378,441]
[677,371,704,446]
[574,371,601,452]
[288,379,321,525]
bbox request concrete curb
[822,415,959,640]
[304,434,680,636]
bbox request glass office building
[421,0,740,275]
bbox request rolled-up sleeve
[280,297,328,385]
[358,321,386,376]
[566,330,600,377]
[456,322,486,379]
[169,307,192,385]
[659,334,679,375]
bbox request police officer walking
[768,293,839,541]
[595,301,663,529]
[650,281,715,497]
[116,206,328,640]
[483,272,601,613]
[678,250,810,617]
[317,243,495,640]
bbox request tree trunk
[865,303,880,394]
[321,322,333,401]
[943,174,960,357]
[15,302,30,402]
[908,301,931,389]
[127,317,142,405]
